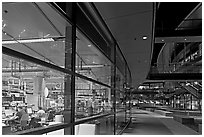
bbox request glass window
[75,77,112,120]
[76,30,112,86]
[2,2,72,69]
[2,54,71,134]
[116,46,126,77]
[75,115,114,135]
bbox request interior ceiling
[94,2,153,87]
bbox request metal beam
[155,36,201,43]
[155,29,201,37]
[143,79,202,83]
[177,2,202,29]
[147,73,202,80]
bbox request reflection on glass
[76,30,112,86]
[75,115,114,135]
[2,2,71,69]
[75,77,112,119]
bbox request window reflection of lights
[51,44,58,48]
[22,29,26,33]
[2,23,6,28]
[142,36,147,40]
[81,64,105,68]
[2,20,7,30]
[44,34,50,37]
[2,38,54,44]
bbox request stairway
[181,84,201,99]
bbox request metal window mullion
[33,2,63,36]
[70,2,76,135]
[2,47,112,89]
[113,43,116,135]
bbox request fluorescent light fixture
[82,64,105,68]
[142,36,147,40]
[2,38,54,44]
[88,44,92,47]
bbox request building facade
[2,2,132,135]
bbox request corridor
[122,108,199,135]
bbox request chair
[40,113,48,124]
[47,111,55,121]
[18,114,29,130]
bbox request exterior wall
[2,2,132,135]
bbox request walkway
[122,108,199,135]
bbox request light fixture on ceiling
[2,38,54,44]
[142,36,147,40]
[82,64,105,68]
[88,44,92,47]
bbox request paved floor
[122,109,199,135]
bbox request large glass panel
[2,54,71,135]
[76,30,112,86]
[115,110,126,134]
[75,77,112,120]
[116,46,126,77]
[115,67,127,134]
[2,2,72,69]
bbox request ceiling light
[2,38,54,44]
[142,36,147,40]
[184,38,187,41]
[88,45,91,47]
[162,39,164,42]
[82,64,105,68]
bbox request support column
[63,25,72,134]
[63,2,76,135]
[111,43,116,135]
[124,67,127,123]
[33,76,45,110]
[199,43,202,56]
[191,94,193,110]
[184,94,186,110]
